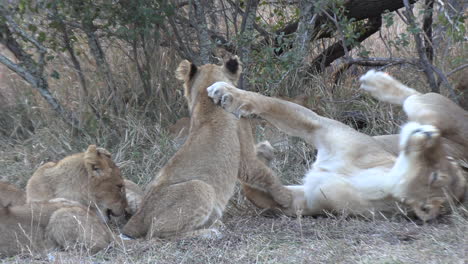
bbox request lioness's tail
[359,70,421,105]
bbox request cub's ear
[84,145,98,165]
[175,60,197,81]
[223,56,242,77]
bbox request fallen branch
[332,57,415,83]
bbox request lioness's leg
[207,82,394,170]
[360,70,468,154]
[123,180,220,239]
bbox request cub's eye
[92,165,100,171]
[117,184,124,190]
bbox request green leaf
[38,31,46,42]
[28,24,37,33]
[50,70,60,79]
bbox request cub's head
[84,145,128,222]
[397,123,467,221]
[175,56,242,111]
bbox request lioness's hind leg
[359,70,420,105]
[360,70,468,147]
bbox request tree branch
[422,0,434,62]
[192,0,212,64]
[402,0,438,93]
[308,16,382,74]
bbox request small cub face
[84,145,128,221]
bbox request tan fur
[0,199,112,256]
[123,57,291,239]
[111,179,144,227]
[26,145,128,223]
[167,116,191,147]
[0,181,26,207]
[206,71,468,221]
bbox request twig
[0,8,46,54]
[446,64,468,78]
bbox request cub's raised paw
[207,82,253,118]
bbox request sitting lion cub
[0,199,112,256]
[206,71,467,221]
[26,145,128,223]
[123,57,291,239]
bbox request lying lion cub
[26,145,128,223]
[123,57,291,239]
[206,71,467,221]
[0,198,112,256]
[0,181,26,207]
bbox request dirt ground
[1,212,467,264]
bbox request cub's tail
[359,70,421,105]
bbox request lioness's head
[175,56,242,111]
[398,123,466,221]
[83,145,128,221]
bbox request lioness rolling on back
[0,199,112,256]
[207,71,467,221]
[26,145,128,222]
[123,57,291,239]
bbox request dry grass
[1,212,466,263]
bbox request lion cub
[123,57,291,239]
[0,181,26,207]
[26,145,128,223]
[0,199,112,256]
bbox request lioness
[0,199,112,256]
[123,57,291,239]
[0,181,26,206]
[206,70,467,221]
[26,145,128,222]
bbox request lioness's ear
[175,60,197,81]
[223,56,242,77]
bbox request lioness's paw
[400,122,440,150]
[207,82,232,104]
[359,70,392,92]
[207,82,252,118]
